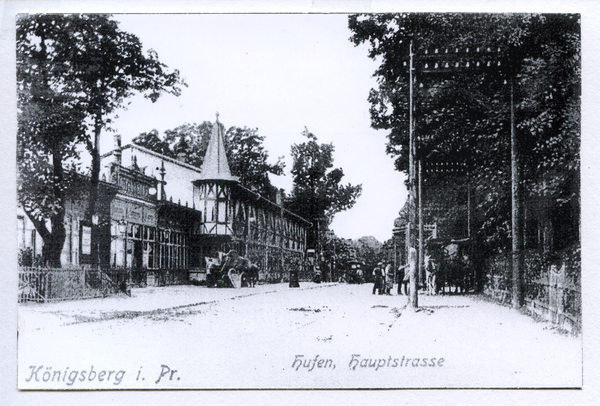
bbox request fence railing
[483,249,581,333]
[18,266,321,302]
[18,267,129,303]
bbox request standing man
[384,261,394,295]
[424,247,436,295]
[397,263,408,295]
[372,262,384,295]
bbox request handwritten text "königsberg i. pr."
[23,364,181,387]
[291,355,446,372]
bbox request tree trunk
[31,149,67,268]
[510,75,524,309]
[88,106,103,268]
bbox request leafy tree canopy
[133,122,285,198]
[285,128,362,249]
[17,14,185,266]
[348,13,580,251]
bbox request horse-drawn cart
[427,238,475,295]
[205,250,259,288]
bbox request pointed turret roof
[197,112,239,182]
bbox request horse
[221,250,259,288]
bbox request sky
[96,13,407,243]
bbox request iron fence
[18,267,129,303]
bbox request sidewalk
[388,292,582,388]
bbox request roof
[196,113,239,182]
[103,144,203,174]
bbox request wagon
[205,251,259,289]
[427,238,475,295]
[344,259,365,284]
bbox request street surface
[18,282,582,389]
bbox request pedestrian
[384,262,394,295]
[289,268,300,288]
[313,265,322,284]
[397,264,408,295]
[372,263,384,295]
[424,248,437,295]
[289,257,300,288]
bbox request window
[156,229,187,269]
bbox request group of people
[371,261,410,296]
[372,246,441,297]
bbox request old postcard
[5,1,594,402]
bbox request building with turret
[97,114,310,285]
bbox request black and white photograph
[3,0,597,402]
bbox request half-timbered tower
[191,114,310,277]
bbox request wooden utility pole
[510,75,523,309]
[418,159,424,287]
[408,40,418,308]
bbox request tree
[224,126,285,198]
[17,14,185,267]
[348,13,580,253]
[134,122,213,167]
[132,129,173,158]
[133,123,285,197]
[16,61,87,266]
[285,128,362,250]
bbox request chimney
[114,134,122,164]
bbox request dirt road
[18,282,582,389]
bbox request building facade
[97,115,310,285]
[18,115,310,287]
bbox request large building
[18,115,311,287]
[98,115,310,285]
